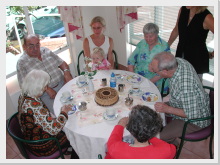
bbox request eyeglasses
[92,27,102,30]
[27,43,40,50]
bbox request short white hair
[22,69,50,97]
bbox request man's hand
[64,72,73,84]
[45,87,57,99]
[154,102,170,113]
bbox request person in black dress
[168,6,214,80]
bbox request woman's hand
[118,117,129,127]
[61,104,72,114]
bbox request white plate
[129,89,143,96]
[68,105,78,115]
[115,74,124,81]
[142,92,158,102]
[76,80,87,87]
[60,95,74,104]
[103,112,118,121]
[126,75,142,84]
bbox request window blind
[128,6,214,54]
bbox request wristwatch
[63,69,70,72]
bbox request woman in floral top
[18,69,72,157]
[127,23,170,93]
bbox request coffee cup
[106,108,116,118]
[78,76,86,84]
[62,91,71,99]
[132,84,140,93]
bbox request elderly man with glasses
[17,34,73,116]
[149,51,211,147]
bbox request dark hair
[126,105,163,143]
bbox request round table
[54,70,164,159]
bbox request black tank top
[176,6,211,74]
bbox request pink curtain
[116,6,138,32]
[58,6,84,40]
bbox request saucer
[142,92,158,102]
[60,95,74,104]
[129,89,142,96]
[68,105,78,115]
[115,74,124,81]
[76,80,88,87]
[103,112,118,121]
[126,75,142,84]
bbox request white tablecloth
[54,70,164,159]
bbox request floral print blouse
[127,36,170,93]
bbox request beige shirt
[17,47,64,88]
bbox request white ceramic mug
[106,108,116,118]
[132,84,140,93]
[62,91,71,99]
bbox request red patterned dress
[18,94,70,156]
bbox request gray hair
[153,52,177,71]
[143,23,159,34]
[91,47,105,58]
[126,105,162,143]
[22,69,50,97]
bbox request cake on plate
[95,87,119,106]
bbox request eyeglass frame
[26,43,41,50]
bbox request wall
[73,6,129,67]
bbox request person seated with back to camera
[17,69,74,157]
[105,105,176,159]
[90,47,112,71]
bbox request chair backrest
[7,112,66,159]
[77,50,118,75]
[7,112,30,158]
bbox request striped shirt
[17,47,64,88]
[169,58,210,128]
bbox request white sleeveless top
[87,35,110,59]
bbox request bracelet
[63,69,70,72]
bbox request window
[128,6,214,74]
[6,6,71,79]
[129,6,214,52]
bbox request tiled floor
[6,128,213,159]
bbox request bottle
[110,72,116,88]
[87,77,94,92]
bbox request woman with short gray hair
[128,23,170,94]
[105,105,176,159]
[18,69,74,157]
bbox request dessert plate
[103,112,118,121]
[142,92,158,102]
[115,74,124,81]
[68,105,78,115]
[129,89,143,96]
[126,75,142,84]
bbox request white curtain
[58,6,84,40]
[116,6,138,32]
